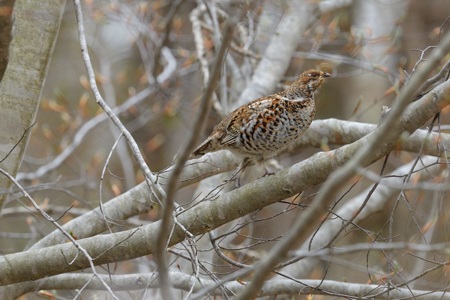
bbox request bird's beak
[323,72,331,78]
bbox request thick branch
[28,118,450,251]
[0,0,66,208]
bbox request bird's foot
[263,170,275,177]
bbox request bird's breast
[232,99,315,157]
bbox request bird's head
[297,69,331,92]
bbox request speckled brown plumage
[193,69,330,165]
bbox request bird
[192,69,330,182]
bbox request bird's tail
[191,137,213,158]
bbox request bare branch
[190,3,223,114]
[0,168,119,299]
[280,155,443,278]
[22,116,450,254]
[72,0,166,204]
[418,59,450,96]
[0,0,66,209]
[155,18,235,300]
[16,87,154,182]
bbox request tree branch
[154,17,235,300]
[26,117,450,252]
[0,0,66,209]
[279,155,444,278]
[72,0,166,205]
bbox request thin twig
[72,0,166,204]
[16,86,154,181]
[152,0,183,78]
[190,3,224,114]
[417,60,450,96]
[0,168,120,299]
[99,133,124,232]
[0,122,35,163]
[154,17,236,300]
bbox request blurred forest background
[1,0,450,299]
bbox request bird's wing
[219,95,280,146]
[220,113,240,146]
[220,128,239,146]
[246,94,283,111]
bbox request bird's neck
[283,85,313,101]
